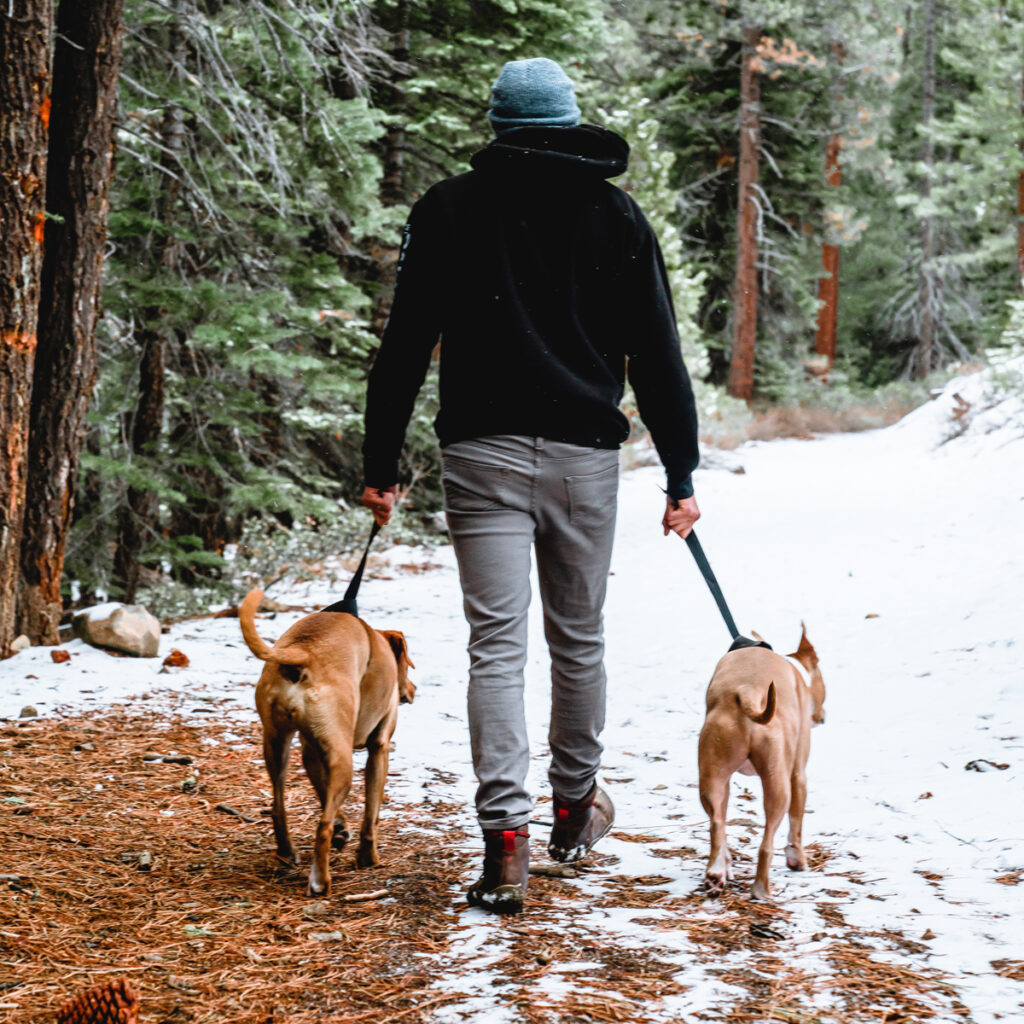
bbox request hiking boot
[467,826,529,915]
[548,784,614,863]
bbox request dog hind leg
[357,713,395,869]
[264,729,299,866]
[785,767,808,871]
[699,767,732,893]
[301,739,350,849]
[753,770,791,900]
[306,741,354,897]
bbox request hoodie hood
[470,125,629,180]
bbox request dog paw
[704,871,728,895]
[785,845,806,871]
[275,847,300,867]
[306,869,330,897]
[751,881,773,901]
[356,845,380,870]
[332,826,351,850]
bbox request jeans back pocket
[565,461,619,529]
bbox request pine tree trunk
[0,0,52,656]
[113,2,185,602]
[914,0,936,379]
[727,21,761,401]
[370,3,411,338]
[380,3,409,207]
[17,0,125,643]
[815,42,845,367]
[1018,45,1024,290]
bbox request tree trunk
[113,3,186,602]
[370,3,411,338]
[18,0,125,643]
[1018,44,1024,290]
[727,21,761,401]
[815,42,845,368]
[914,0,936,379]
[0,0,52,656]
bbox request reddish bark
[727,23,761,401]
[815,42,845,368]
[0,0,53,656]
[18,0,126,643]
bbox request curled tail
[239,589,307,666]
[737,680,776,725]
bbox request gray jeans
[442,435,619,830]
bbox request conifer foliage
[1,0,1022,638]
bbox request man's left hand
[662,495,700,539]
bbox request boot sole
[467,883,524,915]
[547,818,614,864]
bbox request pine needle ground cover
[1,708,971,1023]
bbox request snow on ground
[3,365,1023,1021]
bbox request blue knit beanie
[488,58,581,133]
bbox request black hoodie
[362,125,699,500]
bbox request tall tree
[0,0,52,656]
[1018,39,1024,290]
[815,41,846,368]
[727,20,761,400]
[111,1,185,603]
[18,0,125,642]
[913,0,937,378]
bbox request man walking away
[361,58,701,914]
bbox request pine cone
[57,978,138,1024]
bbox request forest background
[2,0,1023,653]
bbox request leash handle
[322,519,382,616]
[684,530,740,641]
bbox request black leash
[684,529,771,652]
[321,520,382,617]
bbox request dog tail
[239,589,274,660]
[737,681,776,725]
[240,589,309,666]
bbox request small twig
[215,803,259,824]
[342,889,389,903]
[529,864,578,879]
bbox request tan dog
[697,626,825,899]
[240,589,415,896]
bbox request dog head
[793,622,826,725]
[379,630,416,704]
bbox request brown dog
[697,626,825,899]
[240,589,415,896]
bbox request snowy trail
[3,371,1023,1021]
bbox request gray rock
[72,602,161,658]
[19,705,38,718]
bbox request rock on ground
[72,603,162,658]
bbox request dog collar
[785,656,812,688]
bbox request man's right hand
[662,495,700,539]
[361,485,398,527]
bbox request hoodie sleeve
[362,193,444,489]
[623,205,700,501]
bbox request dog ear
[751,629,765,643]
[796,621,817,665]
[380,630,415,669]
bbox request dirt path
[1,708,975,1023]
